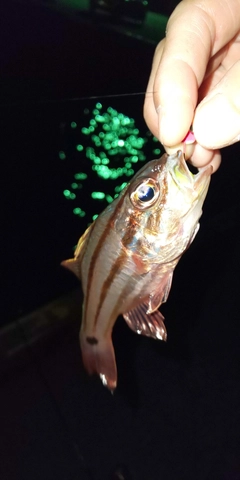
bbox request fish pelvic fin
[123,302,167,341]
[80,332,117,391]
[147,271,173,314]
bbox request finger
[190,143,221,173]
[198,34,240,100]
[193,60,240,148]
[144,40,165,139]
[153,0,240,146]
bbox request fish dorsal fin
[61,222,94,280]
[74,222,94,259]
[147,271,173,314]
[123,302,167,341]
[61,258,81,279]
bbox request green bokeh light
[59,151,66,160]
[76,144,84,151]
[91,192,105,200]
[73,207,86,217]
[61,104,162,226]
[74,172,88,180]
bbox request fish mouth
[170,150,212,193]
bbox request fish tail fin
[80,332,117,391]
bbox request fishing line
[0,90,155,108]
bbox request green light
[101,158,109,165]
[64,103,151,221]
[63,190,76,200]
[74,172,88,180]
[92,214,99,221]
[126,169,134,176]
[153,136,159,142]
[91,192,105,200]
[59,151,66,160]
[93,157,101,164]
[82,127,90,135]
[153,148,161,155]
[63,189,71,197]
[106,194,114,203]
[121,117,130,125]
[115,182,127,193]
[73,207,81,214]
[73,207,86,217]
[95,115,105,123]
[76,144,84,152]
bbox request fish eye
[130,178,160,209]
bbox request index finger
[145,0,240,147]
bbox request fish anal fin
[147,271,173,314]
[123,302,167,341]
[80,333,117,391]
[61,258,81,280]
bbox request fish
[61,150,212,390]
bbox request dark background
[1,1,240,480]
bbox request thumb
[193,60,240,149]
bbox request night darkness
[1,2,240,480]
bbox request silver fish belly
[62,151,212,390]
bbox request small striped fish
[62,151,212,390]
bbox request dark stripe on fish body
[106,274,151,337]
[105,279,136,336]
[93,249,127,328]
[83,190,129,329]
[93,223,144,328]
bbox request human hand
[144,0,240,172]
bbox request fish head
[114,151,212,261]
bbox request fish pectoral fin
[123,303,167,341]
[80,333,117,392]
[147,271,173,314]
